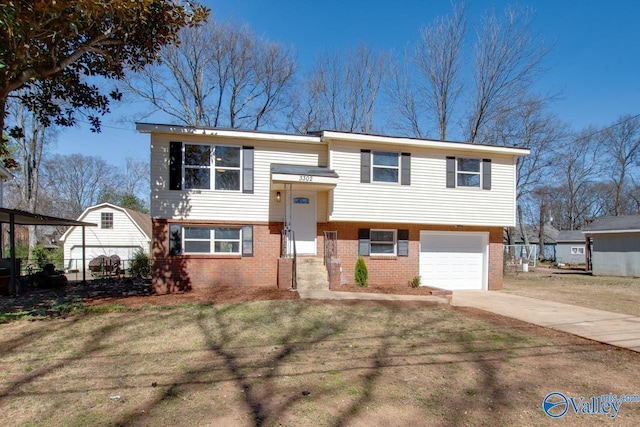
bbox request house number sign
[299,175,313,182]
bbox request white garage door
[419,231,488,290]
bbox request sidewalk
[452,290,640,353]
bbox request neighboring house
[60,203,151,274]
[137,124,529,292]
[506,224,559,261]
[556,230,586,265]
[583,215,640,277]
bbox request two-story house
[137,124,529,293]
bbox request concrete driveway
[452,290,640,353]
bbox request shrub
[129,250,151,278]
[354,256,368,287]
[408,276,421,288]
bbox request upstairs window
[457,158,481,187]
[184,144,211,189]
[214,146,241,190]
[182,144,242,191]
[101,212,113,229]
[446,157,491,190]
[360,150,410,185]
[372,151,399,183]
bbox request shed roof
[509,224,559,244]
[557,230,586,243]
[583,215,640,234]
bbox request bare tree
[41,154,119,219]
[415,2,467,140]
[122,18,295,130]
[550,129,603,230]
[484,94,567,201]
[4,96,56,262]
[386,50,424,137]
[467,6,550,143]
[290,44,388,133]
[598,114,640,216]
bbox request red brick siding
[152,219,504,292]
[318,223,504,290]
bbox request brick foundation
[152,219,504,292]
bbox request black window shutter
[358,228,370,256]
[398,229,409,256]
[482,159,492,190]
[169,142,183,190]
[401,153,411,185]
[360,150,371,183]
[242,225,253,256]
[169,224,182,255]
[446,156,456,188]
[243,146,254,194]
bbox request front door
[290,191,317,255]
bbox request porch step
[296,257,329,290]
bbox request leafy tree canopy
[0,0,209,159]
[98,191,149,214]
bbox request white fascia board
[136,123,323,144]
[320,131,530,157]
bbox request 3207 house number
[299,175,313,182]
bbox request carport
[0,207,96,295]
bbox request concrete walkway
[298,289,450,304]
[452,290,640,353]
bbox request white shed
[60,203,151,275]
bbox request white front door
[290,191,317,255]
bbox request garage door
[419,231,488,290]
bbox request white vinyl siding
[329,143,517,227]
[151,134,327,221]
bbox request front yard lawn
[1,300,640,426]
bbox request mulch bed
[332,282,452,297]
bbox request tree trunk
[538,199,546,261]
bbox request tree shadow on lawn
[111,301,615,427]
[0,299,625,426]
[0,278,153,322]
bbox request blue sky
[52,0,640,168]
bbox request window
[571,246,585,255]
[372,151,399,183]
[446,157,491,190]
[183,144,241,190]
[370,229,396,255]
[358,228,408,257]
[182,226,242,254]
[360,150,410,185]
[214,146,241,190]
[457,158,481,187]
[184,144,211,189]
[101,212,113,229]
[169,225,253,256]
[213,227,241,253]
